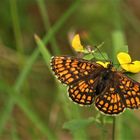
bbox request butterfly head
[106,61,116,71]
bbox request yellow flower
[117,52,140,73]
[96,61,110,68]
[72,34,84,52]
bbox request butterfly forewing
[51,56,103,85]
[51,56,104,106]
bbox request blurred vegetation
[0,0,140,140]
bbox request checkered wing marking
[95,72,140,115]
[117,73,140,109]
[95,86,125,115]
[68,78,99,105]
[51,56,103,85]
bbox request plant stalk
[112,117,116,140]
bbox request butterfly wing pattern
[51,56,140,115]
[117,73,140,109]
[51,56,104,105]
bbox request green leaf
[94,52,109,61]
[84,52,109,61]
[63,117,95,132]
[84,53,94,60]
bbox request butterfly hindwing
[68,77,99,105]
[95,72,140,115]
[117,73,140,109]
[95,86,125,115]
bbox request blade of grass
[9,0,25,63]
[15,0,81,92]
[110,0,127,63]
[14,48,39,92]
[34,35,51,69]
[0,82,16,136]
[35,35,86,140]
[36,34,89,140]
[43,0,81,44]
[0,81,58,140]
[112,30,127,63]
[0,95,15,136]
[15,95,58,140]
[0,0,81,138]
[36,0,60,55]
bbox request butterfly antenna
[86,42,106,61]
[93,42,109,62]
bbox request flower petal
[72,34,84,52]
[117,52,131,64]
[117,52,140,73]
[120,64,130,72]
[128,61,140,73]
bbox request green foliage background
[0,0,140,140]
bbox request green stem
[9,0,25,64]
[112,117,116,140]
[36,0,60,55]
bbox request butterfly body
[51,56,140,115]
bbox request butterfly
[50,56,140,115]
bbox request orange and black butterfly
[50,56,140,115]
